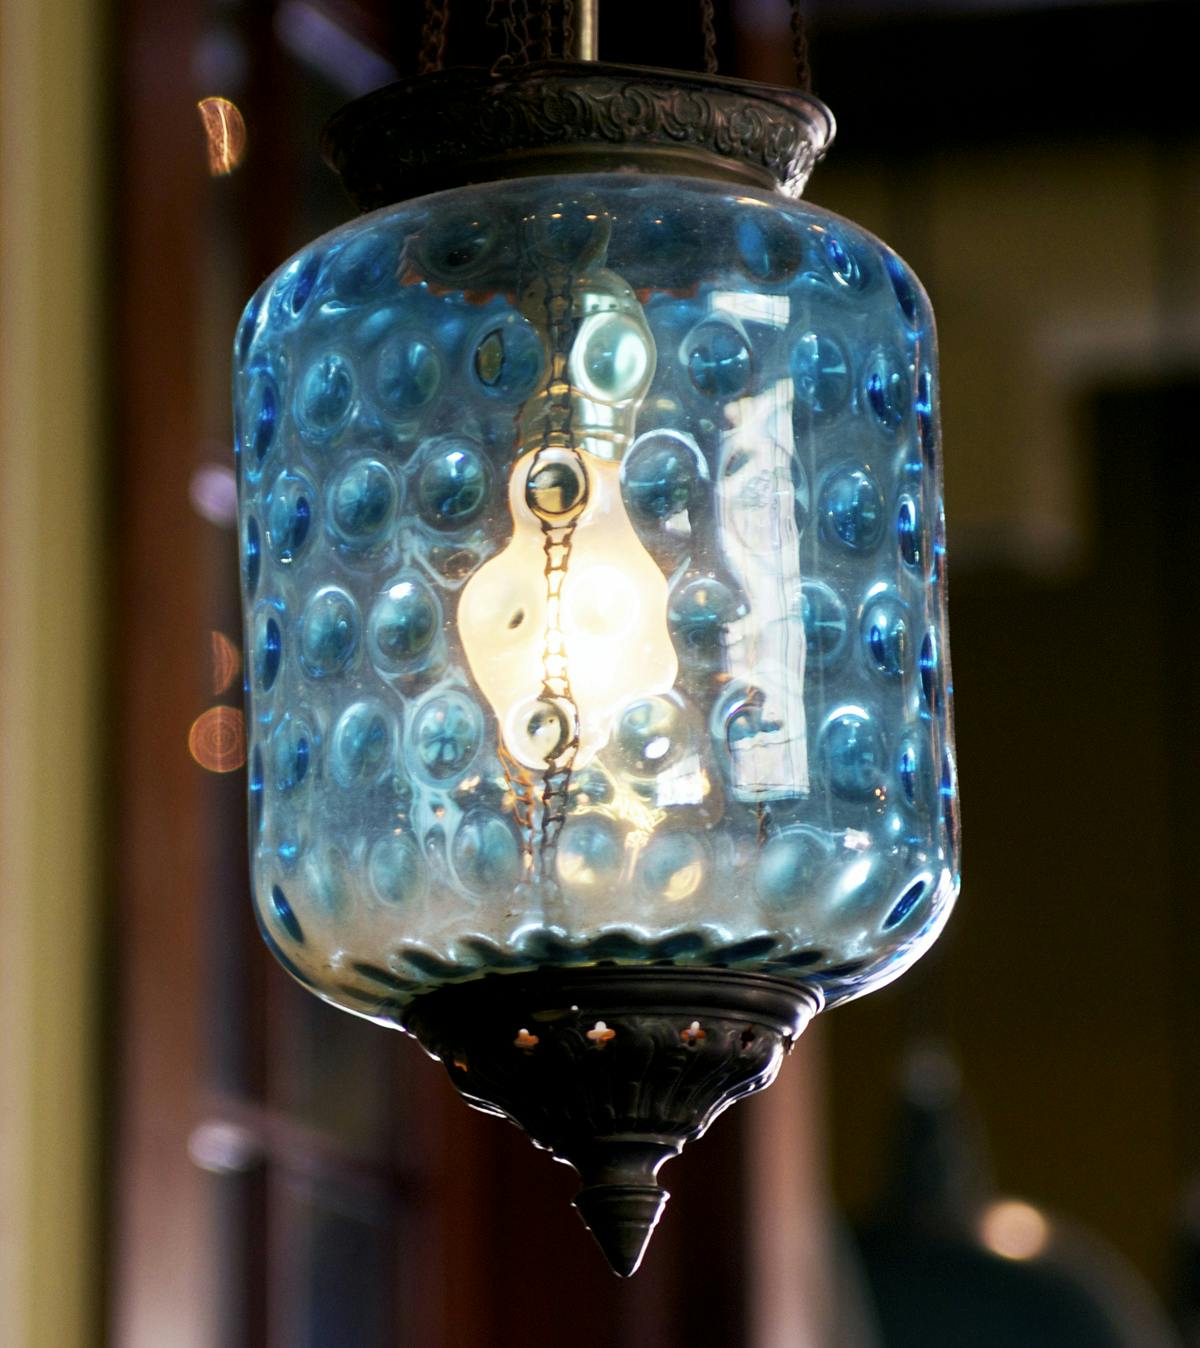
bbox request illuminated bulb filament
[460,449,677,773]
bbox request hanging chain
[539,0,554,59]
[488,0,552,65]
[516,0,534,61]
[788,0,812,92]
[418,0,451,74]
[533,267,582,882]
[501,238,582,890]
[498,739,537,858]
[700,0,718,75]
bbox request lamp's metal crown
[322,62,835,210]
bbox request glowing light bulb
[460,446,677,773]
[459,263,677,881]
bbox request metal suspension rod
[570,0,598,60]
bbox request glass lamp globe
[235,62,959,1276]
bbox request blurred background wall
[2,1,1199,1345]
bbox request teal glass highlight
[235,174,959,1019]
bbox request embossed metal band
[322,61,835,210]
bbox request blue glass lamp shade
[237,172,957,1013]
[234,64,959,1275]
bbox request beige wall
[0,0,106,1343]
[813,140,1188,578]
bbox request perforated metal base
[403,966,820,1275]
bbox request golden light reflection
[978,1200,1050,1261]
[662,860,703,902]
[189,705,246,773]
[596,785,664,847]
[197,96,247,175]
[557,850,599,889]
[210,630,241,696]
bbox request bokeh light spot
[978,1200,1050,1261]
[189,463,238,527]
[197,96,247,175]
[189,705,246,772]
[210,631,242,696]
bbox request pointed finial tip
[573,1183,670,1278]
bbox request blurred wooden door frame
[110,0,233,1337]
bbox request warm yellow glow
[460,449,678,772]
[584,772,665,838]
[978,1200,1050,1261]
[197,96,246,175]
[662,860,704,902]
[557,847,601,889]
[563,562,637,640]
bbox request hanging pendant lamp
[234,2,960,1277]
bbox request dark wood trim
[110,0,216,1336]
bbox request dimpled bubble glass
[235,173,959,1021]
